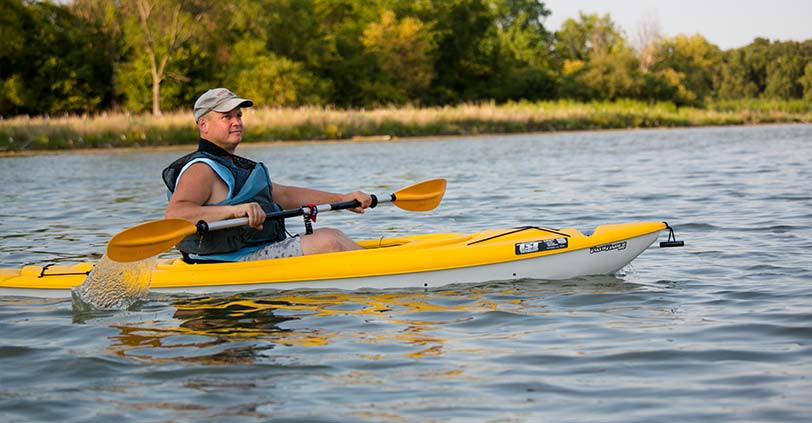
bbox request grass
[2,99,811,152]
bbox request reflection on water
[99,276,636,365]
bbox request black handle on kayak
[659,222,684,248]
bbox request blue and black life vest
[162,139,287,260]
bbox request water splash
[71,255,156,311]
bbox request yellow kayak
[0,221,677,298]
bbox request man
[163,88,371,262]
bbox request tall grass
[2,100,810,152]
[708,98,812,113]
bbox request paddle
[106,178,447,262]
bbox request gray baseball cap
[194,88,253,121]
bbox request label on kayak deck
[515,238,568,255]
[590,241,627,254]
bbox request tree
[119,0,205,115]
[0,0,29,115]
[800,63,812,101]
[632,11,662,72]
[716,38,772,99]
[649,34,722,105]
[717,48,760,99]
[306,0,383,106]
[488,0,557,101]
[555,12,642,101]
[70,0,124,109]
[577,48,642,100]
[763,41,812,100]
[555,12,625,62]
[764,53,804,99]
[492,0,553,68]
[224,39,330,106]
[425,0,497,103]
[715,38,812,101]
[361,10,437,104]
[0,0,113,115]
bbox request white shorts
[238,235,303,261]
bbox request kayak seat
[180,252,229,264]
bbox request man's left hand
[344,191,372,213]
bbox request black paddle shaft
[194,194,385,234]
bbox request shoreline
[2,120,809,158]
[2,101,811,156]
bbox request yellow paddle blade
[106,219,196,262]
[392,178,447,211]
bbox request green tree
[0,0,29,115]
[577,49,642,100]
[717,48,760,99]
[764,54,804,99]
[424,0,497,103]
[117,0,206,115]
[260,0,338,72]
[70,0,124,109]
[555,12,642,101]
[492,0,553,68]
[361,10,437,104]
[488,0,557,101]
[649,34,722,105]
[762,41,812,100]
[224,39,330,106]
[555,12,625,61]
[800,62,812,101]
[307,0,383,106]
[716,38,772,99]
[0,0,113,115]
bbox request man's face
[199,108,244,152]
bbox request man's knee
[316,228,345,251]
[303,228,354,254]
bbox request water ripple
[2,125,812,421]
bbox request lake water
[1,124,811,422]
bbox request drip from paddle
[71,254,156,311]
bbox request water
[71,255,156,311]
[1,124,811,421]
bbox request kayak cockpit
[356,232,472,250]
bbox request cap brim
[212,98,254,113]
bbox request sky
[541,0,812,50]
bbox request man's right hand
[233,202,266,230]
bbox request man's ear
[197,117,207,133]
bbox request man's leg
[238,236,303,261]
[301,228,360,254]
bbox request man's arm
[165,162,266,229]
[272,182,372,213]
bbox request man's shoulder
[163,153,222,191]
[174,160,226,193]
[184,160,218,172]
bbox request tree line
[2,0,811,118]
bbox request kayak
[0,221,678,298]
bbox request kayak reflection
[104,277,638,365]
[104,289,486,364]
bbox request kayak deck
[1,221,668,297]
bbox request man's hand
[232,202,266,230]
[343,191,373,213]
